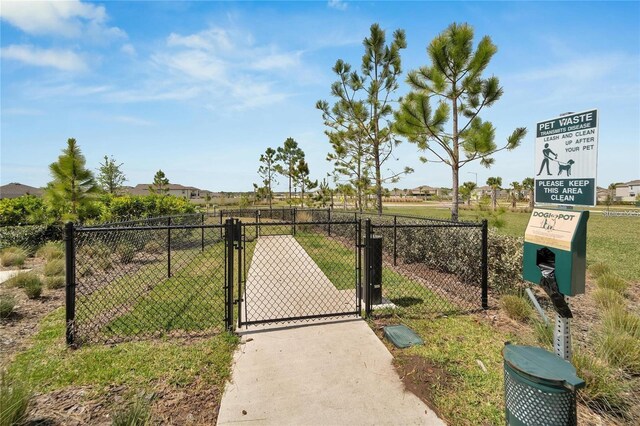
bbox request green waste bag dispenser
[523,209,589,311]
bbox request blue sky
[1,0,639,192]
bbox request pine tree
[97,155,127,194]
[258,147,278,209]
[394,23,527,221]
[317,23,412,214]
[45,138,99,221]
[149,170,169,194]
[275,138,305,205]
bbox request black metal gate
[223,218,361,329]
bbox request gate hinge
[233,298,244,305]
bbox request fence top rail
[372,222,482,229]
[76,223,226,233]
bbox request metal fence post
[327,207,332,236]
[225,218,235,331]
[393,215,397,266]
[201,213,205,252]
[481,219,489,309]
[364,219,372,317]
[293,208,297,236]
[219,210,223,239]
[255,210,259,238]
[167,217,172,278]
[65,222,76,346]
[356,219,362,315]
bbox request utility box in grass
[523,208,589,296]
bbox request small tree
[45,138,99,221]
[149,170,169,194]
[204,192,213,213]
[97,155,127,194]
[394,22,527,220]
[294,159,317,207]
[522,177,534,209]
[317,23,411,215]
[459,181,477,206]
[486,176,502,210]
[275,138,305,205]
[510,181,522,208]
[258,147,278,209]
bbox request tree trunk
[529,189,534,209]
[492,189,497,210]
[451,166,459,221]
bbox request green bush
[36,241,64,261]
[45,276,65,290]
[0,247,27,267]
[5,272,40,289]
[592,288,626,310]
[111,397,151,426]
[0,195,46,226]
[572,350,628,414]
[0,294,16,319]
[596,273,628,294]
[0,224,63,252]
[23,278,42,299]
[588,262,611,278]
[117,243,136,264]
[0,374,31,426]
[44,259,65,277]
[500,295,532,321]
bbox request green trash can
[503,344,585,426]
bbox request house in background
[127,184,202,199]
[0,182,44,199]
[615,180,640,202]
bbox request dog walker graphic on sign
[534,110,599,206]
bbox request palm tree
[510,181,522,208]
[522,178,534,209]
[459,181,477,206]
[486,177,502,210]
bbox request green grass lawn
[295,231,457,316]
[382,204,640,282]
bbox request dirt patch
[24,380,224,425]
[392,354,450,420]
[0,282,64,369]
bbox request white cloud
[1,107,44,116]
[0,0,125,40]
[111,115,153,126]
[1,45,88,71]
[167,28,233,52]
[121,43,137,56]
[252,52,302,71]
[328,1,348,11]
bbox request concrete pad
[0,269,31,284]
[244,235,356,323]
[217,319,444,425]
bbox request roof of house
[0,182,44,198]
[617,180,640,187]
[132,183,201,191]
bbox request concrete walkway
[217,319,443,425]
[218,234,443,425]
[243,235,355,323]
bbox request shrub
[500,295,532,321]
[588,262,611,278]
[36,241,64,261]
[0,374,31,426]
[77,263,94,277]
[533,320,553,348]
[117,242,136,264]
[5,272,39,289]
[44,259,65,277]
[45,276,65,290]
[0,224,63,252]
[596,307,640,374]
[0,247,27,267]
[592,288,626,310]
[111,397,151,426]
[596,273,628,294]
[143,240,164,255]
[0,294,16,319]
[572,350,628,414]
[23,278,42,299]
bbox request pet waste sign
[534,109,598,206]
